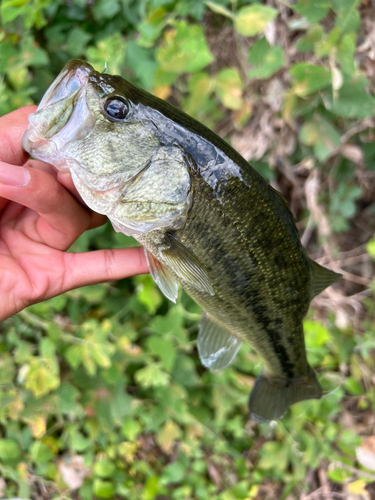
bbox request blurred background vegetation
[1,0,375,498]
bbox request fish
[23,60,341,422]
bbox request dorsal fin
[309,260,342,298]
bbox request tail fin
[248,370,322,423]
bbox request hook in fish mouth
[23,61,96,165]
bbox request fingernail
[0,164,30,187]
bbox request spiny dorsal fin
[144,248,179,303]
[309,259,342,298]
[161,236,215,296]
[198,313,241,370]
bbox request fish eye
[104,97,129,121]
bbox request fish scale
[23,60,342,422]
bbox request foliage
[1,0,375,499]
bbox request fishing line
[102,57,110,74]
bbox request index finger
[0,105,37,165]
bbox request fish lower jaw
[23,128,57,158]
[23,129,72,172]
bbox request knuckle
[104,250,117,278]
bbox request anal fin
[144,248,179,303]
[198,313,241,370]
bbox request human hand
[0,106,149,322]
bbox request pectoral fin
[144,248,179,303]
[161,236,214,296]
[198,313,241,370]
[309,260,342,298]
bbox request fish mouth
[23,60,96,167]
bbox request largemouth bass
[23,60,341,422]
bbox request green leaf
[0,439,21,461]
[290,63,331,96]
[330,0,358,13]
[142,475,160,500]
[171,354,200,386]
[137,7,169,48]
[336,34,356,75]
[121,419,142,441]
[92,0,120,20]
[93,479,116,499]
[175,0,206,21]
[56,383,83,416]
[330,0,361,34]
[296,25,324,53]
[135,364,170,388]
[70,430,91,452]
[205,1,233,19]
[65,344,82,370]
[153,67,177,88]
[23,357,60,397]
[258,441,289,471]
[324,77,375,118]
[94,457,116,478]
[327,466,352,483]
[234,5,278,37]
[304,320,332,348]
[156,21,214,74]
[248,38,284,79]
[45,295,66,313]
[0,1,33,24]
[345,377,364,395]
[149,308,185,339]
[314,26,341,58]
[182,72,221,129]
[248,37,270,66]
[293,0,330,23]
[0,355,16,384]
[64,321,115,376]
[125,41,158,91]
[30,441,55,463]
[66,27,92,57]
[337,9,360,34]
[20,37,49,67]
[157,420,181,454]
[0,39,17,74]
[146,336,176,372]
[161,462,186,484]
[299,115,340,161]
[76,285,108,304]
[329,184,362,232]
[215,68,243,110]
